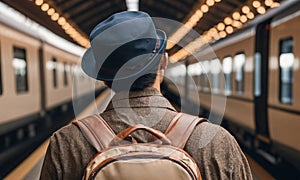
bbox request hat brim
[81,29,167,81]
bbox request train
[0,3,105,177]
[164,0,300,178]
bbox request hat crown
[89,11,157,43]
[81,11,167,81]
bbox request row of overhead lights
[166,0,222,50]
[34,0,90,48]
[170,0,281,63]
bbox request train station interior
[0,0,299,179]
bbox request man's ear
[160,53,168,70]
[104,81,109,86]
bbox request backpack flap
[89,145,201,180]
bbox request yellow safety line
[4,140,49,180]
[245,154,275,180]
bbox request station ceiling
[0,0,285,57]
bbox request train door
[253,20,271,140]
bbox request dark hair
[105,73,157,92]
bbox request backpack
[73,113,206,180]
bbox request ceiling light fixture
[170,1,281,63]
[32,1,90,47]
[166,0,222,50]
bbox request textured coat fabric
[40,88,253,180]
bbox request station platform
[4,89,275,180]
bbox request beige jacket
[40,88,252,180]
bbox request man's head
[81,11,167,91]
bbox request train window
[279,38,294,104]
[71,64,76,78]
[52,58,58,88]
[210,59,221,93]
[0,42,2,95]
[202,61,210,91]
[13,46,28,93]
[187,63,202,89]
[166,64,186,86]
[223,56,232,95]
[254,52,262,96]
[63,63,68,86]
[234,53,245,94]
[70,64,75,79]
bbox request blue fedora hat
[81,11,167,81]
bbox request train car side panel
[268,11,300,151]
[224,98,255,130]
[0,24,41,124]
[43,43,80,109]
[216,36,254,100]
[198,92,211,111]
[269,14,300,110]
[215,35,255,130]
[268,109,300,151]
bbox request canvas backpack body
[73,113,206,180]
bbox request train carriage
[268,5,300,167]
[0,7,106,177]
[42,43,80,109]
[213,28,256,132]
[165,0,300,173]
[0,21,41,124]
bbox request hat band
[147,38,161,61]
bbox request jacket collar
[104,87,176,112]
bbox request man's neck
[151,74,161,92]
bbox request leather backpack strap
[73,114,117,152]
[165,113,207,149]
